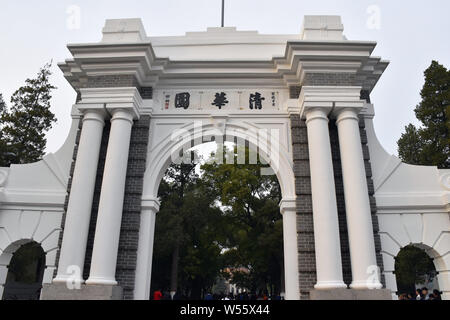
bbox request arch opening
[149,142,286,300]
[394,244,441,300]
[2,241,46,300]
[144,123,296,202]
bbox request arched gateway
[0,16,449,300]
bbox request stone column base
[310,288,392,300]
[40,283,123,300]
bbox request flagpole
[221,0,225,27]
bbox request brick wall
[80,75,153,100]
[289,86,302,99]
[115,115,151,300]
[290,114,317,300]
[303,73,356,86]
[85,75,139,88]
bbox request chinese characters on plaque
[160,90,282,111]
[211,92,229,109]
[249,92,265,110]
[175,92,191,109]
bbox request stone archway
[382,240,450,300]
[1,241,45,300]
[134,122,299,300]
[395,245,438,296]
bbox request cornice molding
[59,39,389,92]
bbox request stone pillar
[280,199,301,300]
[304,108,346,290]
[336,108,382,290]
[86,109,136,286]
[134,199,160,300]
[53,110,105,284]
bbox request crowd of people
[398,288,442,300]
[152,290,283,301]
[154,288,443,301]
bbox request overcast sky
[0,0,449,155]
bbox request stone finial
[300,15,345,41]
[102,18,147,43]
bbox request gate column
[134,199,160,300]
[298,87,347,290]
[53,108,106,285]
[86,106,140,286]
[303,106,347,290]
[335,107,382,290]
[280,198,301,300]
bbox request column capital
[304,108,330,125]
[141,198,161,213]
[77,87,143,120]
[279,197,297,215]
[110,108,135,125]
[334,107,360,125]
[286,99,301,116]
[299,86,365,120]
[81,109,107,125]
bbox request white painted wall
[364,103,450,300]
[0,107,80,299]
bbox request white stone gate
[0,16,448,300]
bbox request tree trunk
[170,243,180,299]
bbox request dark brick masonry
[76,75,153,100]
[86,75,139,89]
[303,73,356,87]
[115,115,151,300]
[290,114,317,300]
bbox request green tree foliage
[6,242,45,284]
[395,245,435,294]
[201,146,283,296]
[397,61,450,168]
[0,63,57,167]
[0,94,5,115]
[152,157,225,299]
[151,146,284,299]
